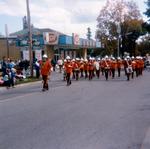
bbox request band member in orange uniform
[84,59,88,79]
[135,57,140,77]
[131,56,136,79]
[100,58,105,76]
[64,56,73,86]
[110,57,117,79]
[80,58,84,78]
[139,57,144,75]
[40,54,52,91]
[88,58,94,80]
[74,58,80,80]
[103,56,111,81]
[71,59,76,79]
[124,56,133,81]
[117,57,122,77]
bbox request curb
[141,127,150,149]
[0,80,41,92]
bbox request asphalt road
[0,71,150,149]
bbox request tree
[96,0,143,56]
[144,0,150,21]
[136,40,150,56]
[143,0,150,33]
[142,22,150,33]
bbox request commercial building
[11,27,101,61]
[0,37,20,60]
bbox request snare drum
[126,66,133,73]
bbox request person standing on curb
[2,56,7,77]
[35,59,40,78]
[40,54,52,91]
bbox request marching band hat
[43,54,48,58]
[66,56,71,60]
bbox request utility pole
[5,24,9,59]
[26,0,33,77]
[117,23,121,57]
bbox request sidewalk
[0,71,63,92]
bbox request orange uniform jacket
[41,60,52,76]
[140,60,144,68]
[88,61,94,71]
[131,61,136,70]
[136,60,140,69]
[103,60,111,69]
[111,61,117,69]
[73,62,79,70]
[80,63,84,70]
[84,62,88,71]
[100,61,104,69]
[65,62,73,74]
[117,60,122,69]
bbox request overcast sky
[0,0,147,38]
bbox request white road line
[0,92,38,104]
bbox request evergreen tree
[87,27,92,40]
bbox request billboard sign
[73,33,80,45]
[43,32,59,45]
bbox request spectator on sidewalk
[2,56,7,77]
[51,59,56,71]
[4,68,16,89]
[35,59,40,78]
[57,58,63,73]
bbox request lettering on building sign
[21,40,28,45]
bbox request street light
[26,0,33,77]
[117,23,121,57]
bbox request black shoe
[42,88,46,92]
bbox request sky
[0,0,148,38]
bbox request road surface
[0,71,150,149]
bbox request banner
[23,51,29,60]
[43,32,59,45]
[35,50,42,60]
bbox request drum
[126,66,133,73]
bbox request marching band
[63,55,144,85]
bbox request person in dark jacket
[2,56,7,77]
[51,59,56,71]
